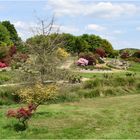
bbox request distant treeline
[26,33,118,58]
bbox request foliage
[0,45,9,59]
[17,83,58,105]
[1,21,21,44]
[121,52,130,59]
[27,33,114,57]
[0,86,19,105]
[79,52,96,65]
[0,23,12,46]
[9,46,17,57]
[132,51,140,58]
[56,48,69,60]
[101,39,114,56]
[68,74,81,84]
[95,48,106,58]
[6,83,58,130]
[7,104,37,130]
[110,50,119,58]
[25,34,66,84]
[77,58,89,66]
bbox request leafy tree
[101,39,114,56]
[75,36,90,56]
[59,33,76,53]
[20,16,67,85]
[2,21,21,43]
[86,35,103,52]
[0,23,12,46]
[0,23,13,59]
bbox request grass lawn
[1,94,140,139]
[78,71,139,79]
[128,62,140,72]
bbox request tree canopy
[26,33,114,57]
[2,21,20,44]
[0,23,12,46]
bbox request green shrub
[136,83,140,89]
[0,86,19,105]
[77,89,100,98]
[0,75,11,84]
[83,79,101,89]
[113,77,127,86]
[104,88,116,96]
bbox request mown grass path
[0,94,140,139]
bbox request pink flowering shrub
[77,58,89,66]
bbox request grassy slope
[1,94,140,139]
[79,61,140,78]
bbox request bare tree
[20,15,67,84]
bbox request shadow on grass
[14,123,27,131]
[3,123,27,131]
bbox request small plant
[7,104,37,130]
[68,74,81,84]
[6,82,58,130]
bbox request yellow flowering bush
[56,48,69,60]
[18,83,59,105]
[6,83,59,130]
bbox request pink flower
[0,62,7,68]
[77,58,89,66]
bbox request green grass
[1,94,140,139]
[78,72,104,78]
[128,62,140,72]
[0,70,20,84]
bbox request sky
[0,0,140,50]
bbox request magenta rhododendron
[0,62,7,68]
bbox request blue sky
[0,0,140,49]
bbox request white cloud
[113,30,123,34]
[86,24,106,31]
[12,21,35,40]
[13,21,80,39]
[46,0,138,18]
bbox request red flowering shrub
[121,52,130,59]
[0,62,7,68]
[9,46,17,57]
[6,104,37,128]
[0,55,11,66]
[95,48,106,58]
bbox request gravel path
[78,69,125,73]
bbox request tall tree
[0,23,12,46]
[23,16,66,84]
[2,21,21,44]
[101,39,114,56]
